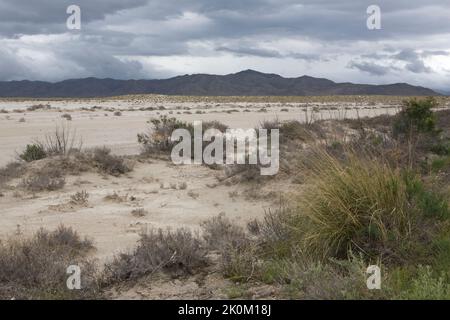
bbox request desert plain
[1,95,449,299]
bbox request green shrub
[396,266,450,300]
[405,174,450,220]
[19,144,47,162]
[393,97,439,138]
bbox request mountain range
[0,70,440,98]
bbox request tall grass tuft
[292,148,446,261]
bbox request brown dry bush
[102,228,207,283]
[0,226,98,300]
[201,214,248,251]
[87,147,132,176]
[70,190,89,205]
[42,124,82,156]
[21,166,66,192]
[0,162,25,187]
[131,208,147,217]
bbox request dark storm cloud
[0,0,148,36]
[216,45,323,61]
[347,61,394,76]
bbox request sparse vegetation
[0,226,97,299]
[1,97,450,300]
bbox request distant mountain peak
[0,70,439,98]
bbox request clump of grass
[102,228,207,283]
[291,148,449,262]
[0,226,97,300]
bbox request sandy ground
[0,159,277,263]
[0,97,401,166]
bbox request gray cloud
[0,0,449,90]
[216,45,323,61]
[348,61,393,76]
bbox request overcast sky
[0,0,449,90]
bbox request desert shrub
[113,111,122,117]
[61,113,72,121]
[138,116,194,154]
[395,266,450,300]
[201,214,248,251]
[131,208,147,217]
[393,98,439,166]
[47,152,91,175]
[138,116,228,155]
[0,226,97,299]
[290,148,449,262]
[88,147,131,176]
[393,97,438,138]
[404,174,449,220]
[259,255,380,299]
[22,167,66,192]
[35,225,94,253]
[249,208,295,258]
[0,162,25,186]
[19,144,47,162]
[431,143,450,156]
[220,242,259,282]
[26,104,51,111]
[70,190,89,205]
[200,215,262,282]
[203,120,229,133]
[41,124,82,156]
[279,121,313,142]
[224,163,264,183]
[102,228,207,283]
